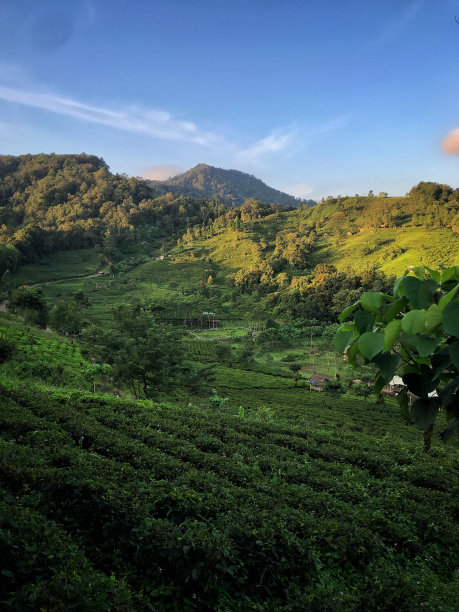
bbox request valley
[0,154,458,610]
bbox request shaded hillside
[148,163,311,208]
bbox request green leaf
[449,341,459,370]
[358,332,384,360]
[374,373,386,396]
[441,265,459,284]
[333,330,354,354]
[393,270,408,297]
[401,310,426,335]
[346,340,360,366]
[431,349,452,379]
[425,266,441,283]
[354,310,375,334]
[438,376,459,408]
[403,366,436,397]
[384,319,402,350]
[438,282,459,310]
[416,334,438,358]
[397,388,411,423]
[410,397,440,431]
[441,418,459,442]
[360,291,384,314]
[424,304,442,333]
[402,276,438,309]
[442,301,459,337]
[373,352,401,382]
[338,300,360,323]
[412,265,425,279]
[383,297,408,323]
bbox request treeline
[1,154,458,278]
[304,182,459,232]
[0,153,229,269]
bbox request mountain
[147,163,314,208]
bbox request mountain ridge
[147,163,315,208]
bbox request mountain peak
[148,163,310,208]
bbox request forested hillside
[147,163,308,208]
[0,154,458,281]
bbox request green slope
[1,379,458,610]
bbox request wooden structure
[308,375,328,392]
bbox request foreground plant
[334,265,459,449]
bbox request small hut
[309,375,328,392]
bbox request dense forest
[147,163,310,208]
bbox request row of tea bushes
[1,378,458,610]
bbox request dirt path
[19,272,102,290]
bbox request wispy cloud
[0,86,219,146]
[366,1,424,52]
[235,113,352,166]
[236,128,296,163]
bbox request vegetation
[1,379,458,610]
[334,265,459,449]
[147,163,308,208]
[0,153,458,609]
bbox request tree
[8,288,48,328]
[334,265,459,449]
[100,305,187,398]
[49,300,83,336]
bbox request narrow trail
[19,272,102,290]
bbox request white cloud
[0,86,219,146]
[236,128,295,162]
[282,182,315,198]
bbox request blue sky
[0,0,458,200]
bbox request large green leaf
[441,265,459,284]
[431,349,452,380]
[438,376,459,408]
[393,270,408,297]
[333,330,354,354]
[412,265,425,280]
[346,340,360,366]
[383,297,408,323]
[360,291,384,314]
[373,352,401,382]
[401,310,426,336]
[416,334,438,358]
[397,388,411,423]
[424,304,442,333]
[449,341,459,370]
[384,319,402,351]
[358,332,384,360]
[438,283,459,310]
[410,397,440,431]
[374,373,386,396]
[338,300,360,323]
[402,366,436,397]
[442,301,459,338]
[402,276,438,310]
[354,310,376,334]
[425,266,441,283]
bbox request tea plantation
[1,378,458,611]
